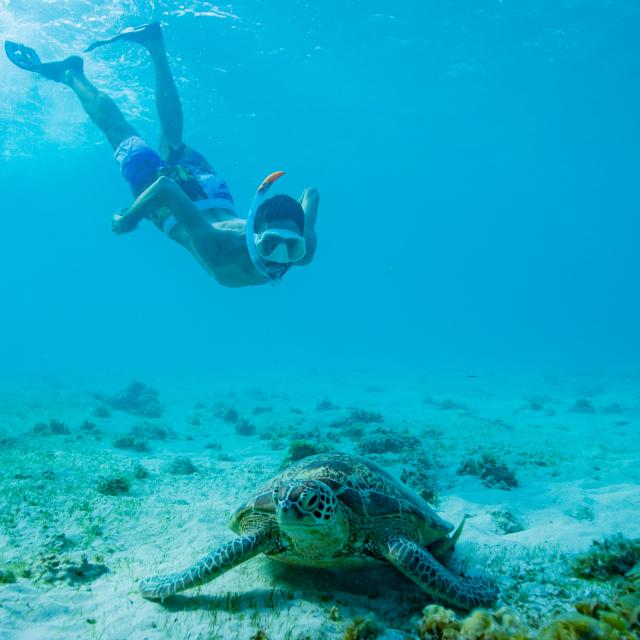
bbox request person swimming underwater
[5,22,319,287]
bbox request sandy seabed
[0,370,638,639]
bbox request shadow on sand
[154,560,429,626]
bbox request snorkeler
[5,23,318,287]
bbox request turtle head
[274,480,349,554]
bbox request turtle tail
[140,531,271,600]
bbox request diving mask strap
[245,171,288,282]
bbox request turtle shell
[230,452,453,545]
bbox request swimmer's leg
[85,23,183,154]
[6,41,136,149]
[145,33,184,154]
[61,66,138,149]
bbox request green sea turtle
[140,452,497,610]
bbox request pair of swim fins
[4,22,161,78]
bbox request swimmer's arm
[119,176,225,257]
[112,176,211,235]
[112,176,171,234]
[295,187,319,266]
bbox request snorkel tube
[246,170,288,282]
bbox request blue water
[1,1,639,381]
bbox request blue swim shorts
[114,136,235,211]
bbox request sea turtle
[140,452,498,610]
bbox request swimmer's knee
[107,124,139,151]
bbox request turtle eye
[300,492,319,511]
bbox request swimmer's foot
[85,22,162,53]
[37,56,84,82]
[4,41,83,82]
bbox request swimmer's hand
[112,212,138,234]
[296,187,319,266]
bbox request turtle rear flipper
[140,531,271,600]
[381,537,498,611]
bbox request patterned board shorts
[114,135,235,211]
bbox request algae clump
[96,475,131,496]
[343,615,384,640]
[415,556,640,639]
[417,606,532,639]
[283,439,328,467]
[572,535,640,580]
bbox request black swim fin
[85,22,162,53]
[5,40,42,72]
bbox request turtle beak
[277,500,306,524]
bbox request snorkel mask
[255,228,306,264]
[246,171,306,281]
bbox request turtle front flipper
[140,531,272,600]
[381,537,498,611]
